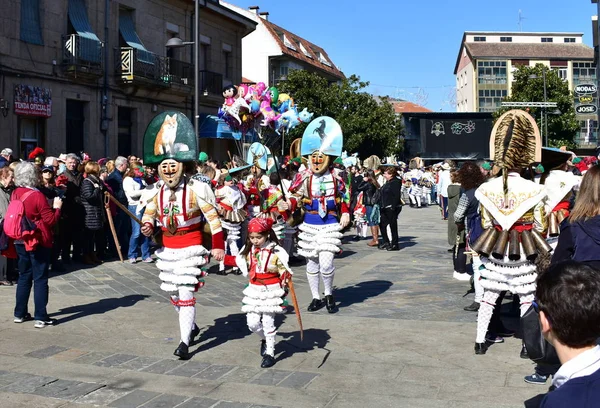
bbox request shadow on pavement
[49,294,149,324]
[277,328,331,366]
[191,313,253,356]
[336,250,356,259]
[397,236,417,250]
[334,280,393,309]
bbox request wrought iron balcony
[199,70,223,96]
[61,34,103,77]
[115,47,170,87]
[168,59,194,86]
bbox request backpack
[4,190,38,240]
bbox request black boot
[307,298,324,312]
[174,342,190,360]
[260,340,267,357]
[378,242,390,250]
[191,324,200,341]
[520,344,529,359]
[463,302,480,312]
[325,295,337,313]
[474,342,488,355]
[261,354,276,368]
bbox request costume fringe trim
[155,245,209,261]
[241,305,286,314]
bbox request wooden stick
[104,201,124,263]
[105,192,142,226]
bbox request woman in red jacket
[12,162,62,328]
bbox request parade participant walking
[224,217,293,368]
[438,163,451,219]
[357,170,380,246]
[215,171,247,275]
[140,112,225,360]
[470,110,548,355]
[287,117,349,313]
[406,159,423,208]
[378,166,402,251]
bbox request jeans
[440,196,449,219]
[14,244,51,321]
[128,205,150,260]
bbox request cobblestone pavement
[0,206,544,407]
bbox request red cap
[248,218,274,233]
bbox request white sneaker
[453,271,471,281]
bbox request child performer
[215,172,247,275]
[224,217,293,368]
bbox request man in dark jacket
[60,153,84,263]
[534,261,600,407]
[378,166,402,251]
[106,156,129,257]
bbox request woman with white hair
[11,162,62,328]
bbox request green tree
[277,70,403,157]
[496,64,579,144]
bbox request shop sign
[14,84,52,117]
[575,104,598,114]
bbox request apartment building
[0,0,255,159]
[454,31,596,146]
[221,3,344,86]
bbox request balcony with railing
[115,47,170,88]
[61,34,103,78]
[168,59,194,86]
[199,70,223,96]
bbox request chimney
[259,12,269,21]
[248,6,259,15]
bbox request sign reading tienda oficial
[574,83,598,116]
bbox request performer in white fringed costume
[215,173,247,274]
[224,217,293,368]
[139,111,225,360]
[470,110,550,355]
[286,117,350,314]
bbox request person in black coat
[61,153,84,263]
[378,166,402,251]
[357,169,380,246]
[80,161,106,265]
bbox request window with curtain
[20,0,43,45]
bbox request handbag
[521,303,560,365]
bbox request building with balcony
[454,31,596,147]
[221,3,344,86]
[0,0,255,159]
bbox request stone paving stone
[117,356,164,371]
[165,361,211,378]
[25,345,68,359]
[249,370,292,386]
[140,359,182,375]
[32,379,104,401]
[0,371,31,387]
[249,405,281,408]
[76,387,132,406]
[72,351,116,365]
[219,366,262,384]
[48,349,90,362]
[108,389,162,408]
[169,396,220,408]
[1,375,57,393]
[193,364,236,381]
[138,393,189,408]
[94,354,138,368]
[213,402,252,408]
[276,371,319,389]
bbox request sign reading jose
[14,85,52,117]
[574,83,598,116]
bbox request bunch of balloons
[218,82,313,135]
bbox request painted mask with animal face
[158,159,183,189]
[309,151,331,175]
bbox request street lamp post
[529,70,549,146]
[166,0,199,132]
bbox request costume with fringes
[470,110,549,353]
[224,219,292,365]
[259,184,288,241]
[215,184,247,272]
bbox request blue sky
[234,0,597,111]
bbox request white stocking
[472,256,484,303]
[320,251,335,296]
[219,240,228,271]
[476,290,500,343]
[247,312,265,339]
[178,290,196,345]
[306,257,321,299]
[416,195,422,207]
[409,194,416,206]
[519,293,535,317]
[262,313,276,356]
